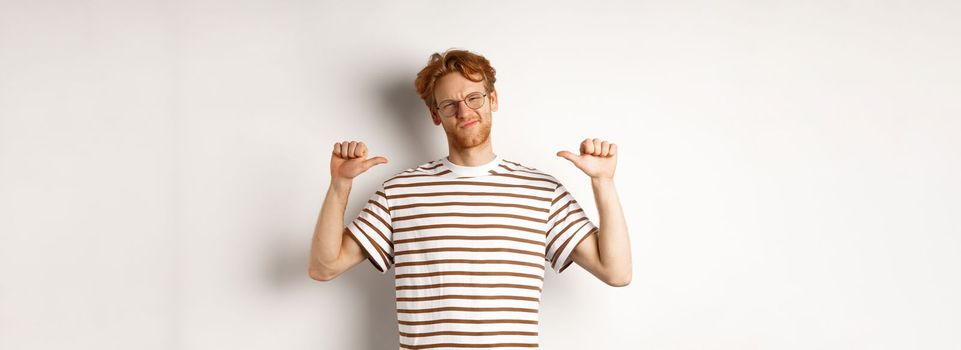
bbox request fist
[556,138,618,180]
[330,140,388,182]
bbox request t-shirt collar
[441,154,502,178]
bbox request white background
[1,1,959,349]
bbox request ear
[428,107,442,125]
[489,89,498,112]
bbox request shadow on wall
[335,70,438,350]
[338,263,399,350]
[268,65,435,349]
[375,70,444,164]
[309,71,433,350]
[265,232,397,349]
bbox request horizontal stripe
[397,294,540,302]
[396,283,542,292]
[402,162,444,172]
[395,259,544,270]
[397,306,538,314]
[394,235,543,246]
[394,212,546,223]
[503,159,534,170]
[490,172,559,187]
[401,342,539,349]
[394,224,543,235]
[390,169,450,180]
[396,271,543,281]
[388,191,551,202]
[392,201,547,213]
[395,247,544,258]
[398,319,538,326]
[387,180,554,192]
[498,164,549,179]
[399,330,538,337]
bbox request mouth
[459,120,479,128]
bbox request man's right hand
[309,140,388,282]
[330,140,388,184]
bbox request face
[430,72,499,150]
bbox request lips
[460,120,479,128]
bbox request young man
[309,49,631,349]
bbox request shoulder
[498,158,561,189]
[382,157,446,185]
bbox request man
[308,49,631,349]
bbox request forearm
[591,177,632,278]
[309,179,352,268]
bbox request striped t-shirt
[345,154,599,350]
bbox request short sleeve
[545,181,599,274]
[344,182,394,273]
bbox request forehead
[434,72,486,100]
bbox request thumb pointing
[556,151,578,164]
[363,156,388,169]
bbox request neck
[446,140,496,166]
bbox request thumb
[556,151,579,164]
[362,156,388,169]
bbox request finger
[601,141,610,157]
[582,138,594,154]
[592,138,602,156]
[347,141,358,158]
[610,143,617,156]
[556,150,578,164]
[333,142,342,157]
[340,141,349,158]
[355,142,367,158]
[362,156,388,169]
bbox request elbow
[603,270,632,287]
[607,276,631,287]
[308,265,339,282]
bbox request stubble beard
[447,116,492,150]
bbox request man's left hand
[556,138,618,180]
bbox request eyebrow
[437,91,484,104]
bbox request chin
[455,132,490,148]
[446,118,492,148]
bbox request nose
[456,100,476,119]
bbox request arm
[308,178,366,281]
[308,141,389,281]
[556,138,633,287]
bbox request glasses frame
[434,91,489,118]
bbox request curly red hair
[414,49,497,111]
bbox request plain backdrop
[1,1,959,349]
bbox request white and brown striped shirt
[345,154,599,350]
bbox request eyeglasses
[435,92,489,118]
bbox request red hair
[414,49,497,111]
